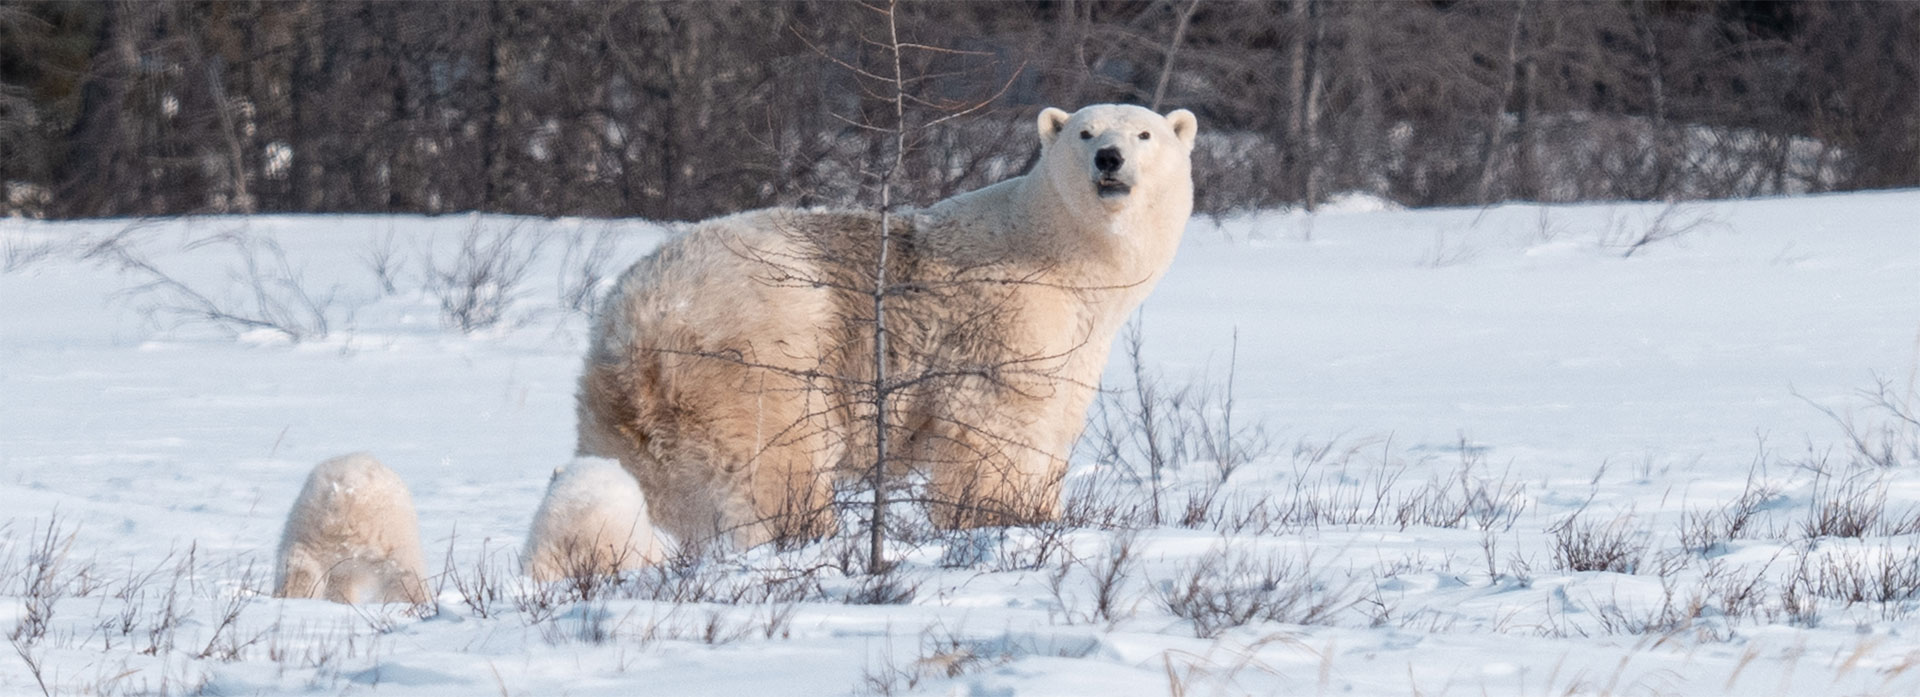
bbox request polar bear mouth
[1095,177,1132,198]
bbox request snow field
[1,191,1917,695]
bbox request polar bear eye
[1138,131,1151,140]
[1079,130,1092,140]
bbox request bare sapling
[98,225,340,341]
[426,217,544,332]
[1611,199,1721,258]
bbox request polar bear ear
[1166,109,1198,149]
[1037,107,1072,146]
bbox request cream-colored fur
[523,457,665,581]
[273,453,429,604]
[578,104,1197,548]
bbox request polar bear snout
[1091,150,1129,197]
[1094,146,1133,198]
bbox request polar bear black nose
[1094,146,1123,173]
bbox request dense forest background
[1,0,1915,221]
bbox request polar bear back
[274,453,428,604]
[523,457,663,581]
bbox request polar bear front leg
[924,443,1067,529]
[917,395,1072,529]
[741,456,838,547]
[275,552,325,600]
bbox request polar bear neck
[918,171,1184,292]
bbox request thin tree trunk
[1347,6,1383,198]
[869,0,908,577]
[203,58,254,213]
[1151,0,1202,111]
[480,0,505,211]
[1302,0,1324,211]
[1286,0,1308,206]
[1639,7,1670,199]
[1475,0,1528,204]
[53,2,132,217]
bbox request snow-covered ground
[2,191,1917,696]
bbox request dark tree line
[1,0,1914,220]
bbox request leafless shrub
[138,545,200,658]
[343,587,436,638]
[1056,469,1153,531]
[1208,438,1388,534]
[1679,451,1782,554]
[613,543,825,607]
[857,632,921,697]
[98,229,340,341]
[1800,467,1888,540]
[1531,206,1565,243]
[983,519,1081,573]
[1800,374,1920,469]
[937,473,1131,573]
[1209,436,1528,536]
[1790,540,1920,610]
[1579,559,1775,641]
[436,534,510,619]
[1474,530,1539,591]
[537,598,619,647]
[540,533,648,604]
[1047,530,1143,625]
[86,548,201,660]
[1082,320,1274,526]
[2,236,57,272]
[1605,199,1723,258]
[757,601,800,640]
[425,218,544,332]
[1174,481,1228,529]
[1551,513,1647,574]
[1702,560,1777,624]
[1580,587,1690,638]
[1158,542,1355,638]
[511,572,565,626]
[358,228,407,296]
[110,550,181,601]
[617,544,731,604]
[196,563,266,661]
[1679,509,1734,556]
[1083,321,1190,524]
[6,633,51,697]
[843,566,921,606]
[611,604,757,648]
[691,607,754,645]
[1190,331,1269,484]
[1420,227,1481,268]
[264,619,367,673]
[1880,507,1920,537]
[9,517,78,647]
[907,628,997,684]
[1780,572,1822,628]
[556,224,620,317]
[1393,438,1528,532]
[858,624,1027,697]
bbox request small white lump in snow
[523,456,664,581]
[273,453,429,604]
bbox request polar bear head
[1036,104,1197,220]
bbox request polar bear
[273,453,429,604]
[522,457,666,581]
[577,104,1196,548]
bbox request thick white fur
[578,104,1197,548]
[273,453,428,604]
[523,457,665,581]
